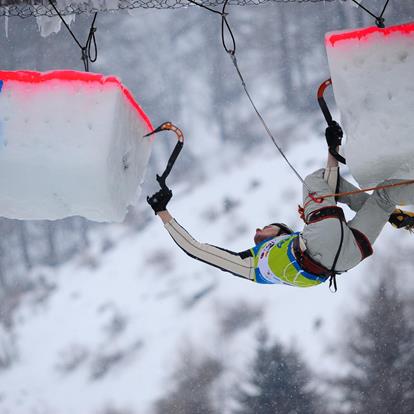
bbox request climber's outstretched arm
[158,210,255,280]
[148,190,253,281]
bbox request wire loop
[48,1,98,72]
[187,0,311,191]
[221,0,236,55]
[351,0,391,28]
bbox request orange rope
[309,179,414,204]
[299,179,414,223]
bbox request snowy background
[1,1,414,413]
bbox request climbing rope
[188,0,312,192]
[307,179,414,205]
[350,0,391,28]
[48,1,98,72]
[185,0,395,192]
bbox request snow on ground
[2,123,407,413]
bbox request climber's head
[254,222,294,245]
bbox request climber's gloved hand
[325,121,343,149]
[147,186,173,214]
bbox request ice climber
[147,124,414,289]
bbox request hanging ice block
[0,70,153,222]
[325,22,414,187]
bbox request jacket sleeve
[164,218,255,281]
[324,167,370,212]
[323,166,339,192]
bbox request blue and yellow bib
[250,233,328,287]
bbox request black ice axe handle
[156,140,184,189]
[317,78,334,125]
[317,79,346,165]
[144,121,185,190]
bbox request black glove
[147,187,172,214]
[325,121,343,149]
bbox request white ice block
[325,22,414,187]
[0,70,153,222]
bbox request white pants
[301,169,414,272]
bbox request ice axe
[144,122,184,190]
[317,79,346,165]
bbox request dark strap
[350,228,373,261]
[292,238,331,278]
[317,79,346,165]
[329,274,338,292]
[303,207,373,291]
[156,141,184,189]
[329,146,346,165]
[307,206,345,225]
[306,206,346,292]
[328,218,344,293]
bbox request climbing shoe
[389,209,414,232]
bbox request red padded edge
[0,70,153,132]
[326,21,414,47]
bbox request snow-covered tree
[233,329,318,414]
[154,345,223,414]
[335,275,414,414]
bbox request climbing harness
[48,0,98,72]
[303,206,372,266]
[144,122,184,190]
[292,237,331,279]
[295,205,344,290]
[317,79,346,165]
[302,206,344,290]
[304,205,344,225]
[299,205,372,291]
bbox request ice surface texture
[325,22,414,187]
[0,70,153,222]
